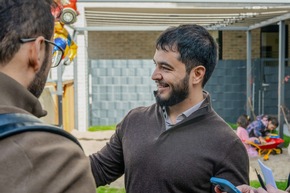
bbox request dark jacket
[0,72,96,193]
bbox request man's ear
[29,36,46,72]
[191,65,205,84]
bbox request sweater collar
[157,90,212,128]
[0,72,47,117]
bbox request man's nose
[151,69,162,80]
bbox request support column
[246,30,252,117]
[278,20,285,138]
[74,3,88,131]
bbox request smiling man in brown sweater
[90,24,249,193]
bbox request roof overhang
[74,1,290,31]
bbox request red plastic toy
[249,136,284,161]
[52,0,79,24]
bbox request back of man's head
[0,0,54,65]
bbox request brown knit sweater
[90,91,249,193]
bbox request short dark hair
[237,114,251,128]
[268,116,279,127]
[0,0,54,65]
[155,24,218,87]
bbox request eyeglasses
[20,38,64,68]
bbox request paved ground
[71,130,125,188]
[72,129,290,188]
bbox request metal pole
[246,30,252,117]
[258,90,261,115]
[252,83,255,113]
[262,90,264,115]
[57,64,63,128]
[278,20,285,138]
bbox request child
[247,115,279,144]
[236,114,258,157]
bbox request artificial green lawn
[88,125,116,131]
[97,186,126,193]
[251,180,288,190]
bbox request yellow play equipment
[248,136,284,161]
[53,21,78,66]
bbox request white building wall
[74,3,89,131]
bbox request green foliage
[228,123,238,130]
[272,130,290,148]
[276,181,289,190]
[283,135,290,148]
[97,186,126,193]
[88,125,116,131]
[250,180,261,188]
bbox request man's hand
[237,184,287,193]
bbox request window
[261,25,288,66]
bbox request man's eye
[161,66,170,70]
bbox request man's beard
[155,74,189,107]
[28,53,50,98]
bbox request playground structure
[41,0,78,130]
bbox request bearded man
[0,0,95,192]
[89,24,249,193]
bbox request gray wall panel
[90,59,290,125]
[90,60,156,125]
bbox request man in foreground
[0,0,95,192]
